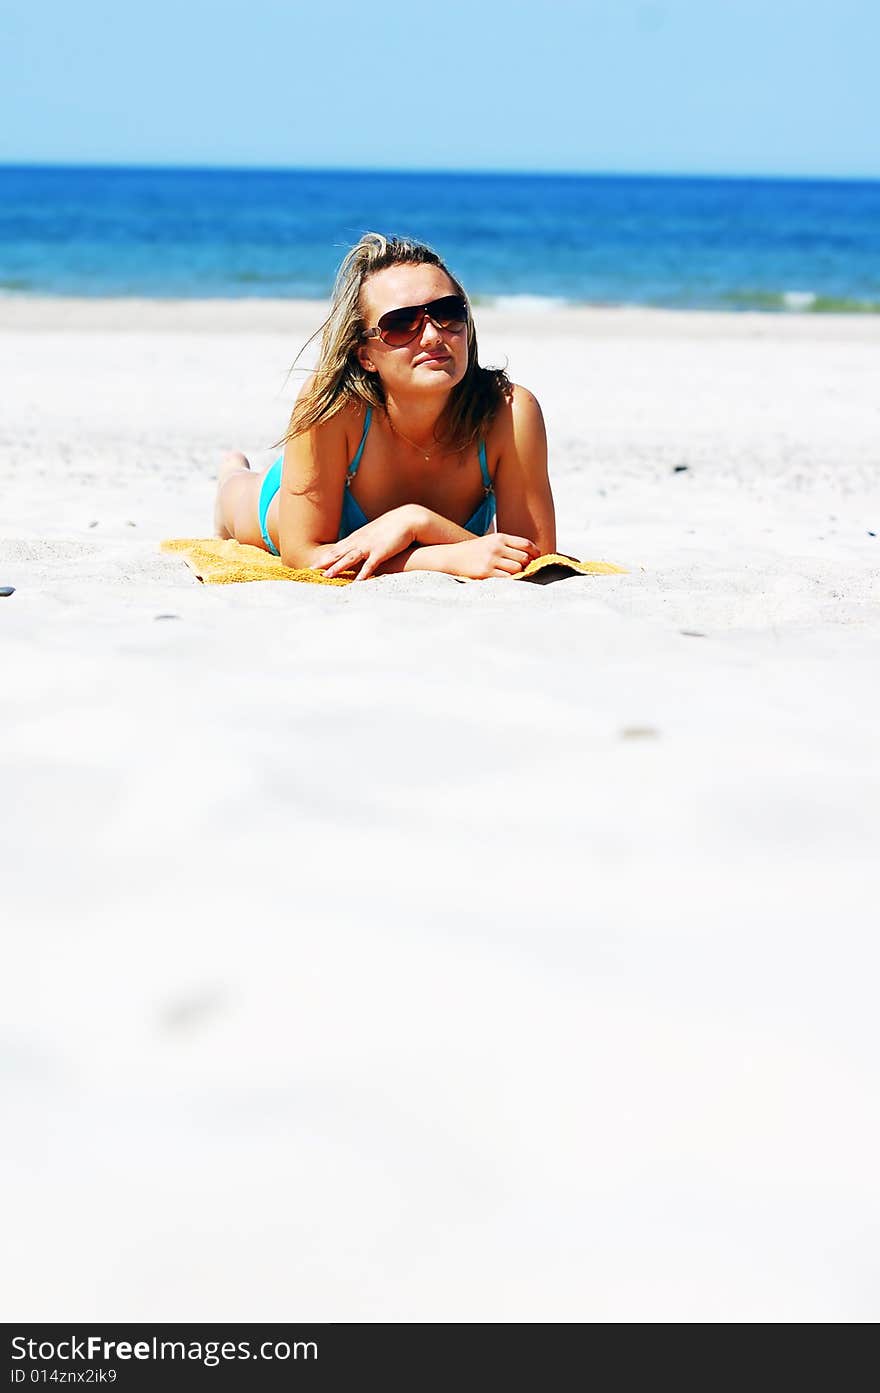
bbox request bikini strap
[478,439,493,495]
[346,406,372,486]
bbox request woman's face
[356,263,470,398]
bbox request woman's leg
[213,452,268,549]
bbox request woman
[214,233,556,581]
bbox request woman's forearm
[370,508,473,575]
[289,505,465,573]
[410,506,474,547]
[373,543,459,576]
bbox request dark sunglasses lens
[428,296,467,329]
[376,296,468,345]
[378,307,423,345]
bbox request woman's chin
[412,361,466,389]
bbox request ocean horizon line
[2,160,879,186]
[2,286,878,315]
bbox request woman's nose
[420,315,443,344]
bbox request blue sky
[1,0,877,177]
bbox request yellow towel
[161,538,352,585]
[161,537,626,585]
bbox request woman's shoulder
[485,382,545,442]
[283,398,371,484]
[296,397,370,452]
[332,398,372,448]
[319,396,369,432]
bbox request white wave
[783,290,817,311]
[481,294,572,313]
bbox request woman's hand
[313,505,421,582]
[444,534,541,579]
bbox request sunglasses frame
[360,295,469,347]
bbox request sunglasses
[361,294,469,347]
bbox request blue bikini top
[339,406,496,542]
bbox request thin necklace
[385,411,441,462]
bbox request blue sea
[1,165,879,312]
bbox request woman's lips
[415,353,451,365]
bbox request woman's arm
[277,412,351,570]
[321,505,539,580]
[492,385,556,555]
[357,510,473,575]
[373,534,539,578]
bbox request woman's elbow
[281,538,331,571]
[280,540,312,570]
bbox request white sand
[2,297,879,1322]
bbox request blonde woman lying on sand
[214,232,556,581]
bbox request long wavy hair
[278,232,510,452]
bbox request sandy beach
[2,296,879,1322]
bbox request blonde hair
[279,232,510,452]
